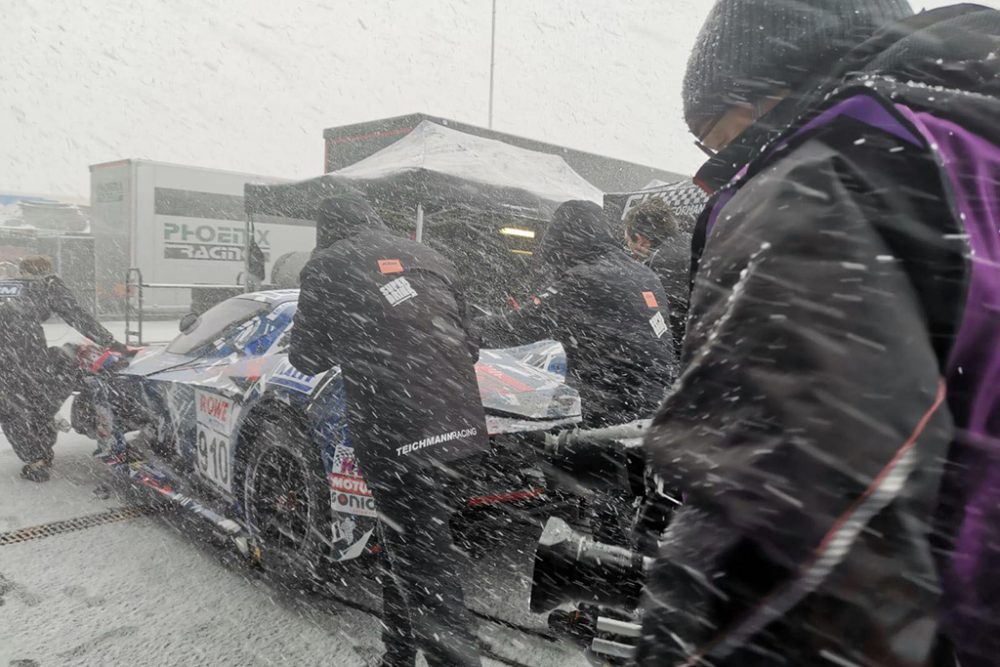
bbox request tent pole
[416,204,425,243]
[488,0,497,129]
[244,213,253,293]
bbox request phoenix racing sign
[162,222,271,262]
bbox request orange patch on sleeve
[642,291,658,309]
[378,259,404,274]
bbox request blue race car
[81,289,581,574]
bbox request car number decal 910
[194,390,236,493]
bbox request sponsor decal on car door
[329,443,377,518]
[194,389,236,493]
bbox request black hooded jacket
[0,275,115,394]
[289,196,489,480]
[477,200,676,426]
[645,226,695,357]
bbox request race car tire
[242,410,332,588]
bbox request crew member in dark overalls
[0,256,122,481]
[290,195,488,667]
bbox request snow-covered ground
[0,320,589,667]
[0,431,382,665]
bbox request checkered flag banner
[330,442,360,477]
[604,179,708,233]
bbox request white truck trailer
[88,159,311,320]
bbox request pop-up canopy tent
[245,121,604,305]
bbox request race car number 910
[197,430,230,489]
[194,390,236,493]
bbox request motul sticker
[332,491,378,517]
[378,259,404,274]
[642,291,658,308]
[330,473,371,494]
[650,312,668,339]
[330,474,377,517]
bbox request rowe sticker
[329,473,377,518]
[194,390,236,493]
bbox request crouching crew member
[290,194,488,667]
[0,256,123,482]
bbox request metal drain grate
[0,505,160,546]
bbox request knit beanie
[683,0,914,135]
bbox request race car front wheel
[243,412,331,587]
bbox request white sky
[1,0,990,198]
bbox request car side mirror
[179,312,198,333]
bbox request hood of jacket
[315,194,387,250]
[534,200,618,275]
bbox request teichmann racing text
[396,428,478,457]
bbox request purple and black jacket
[640,6,1000,667]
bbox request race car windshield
[166,298,270,355]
